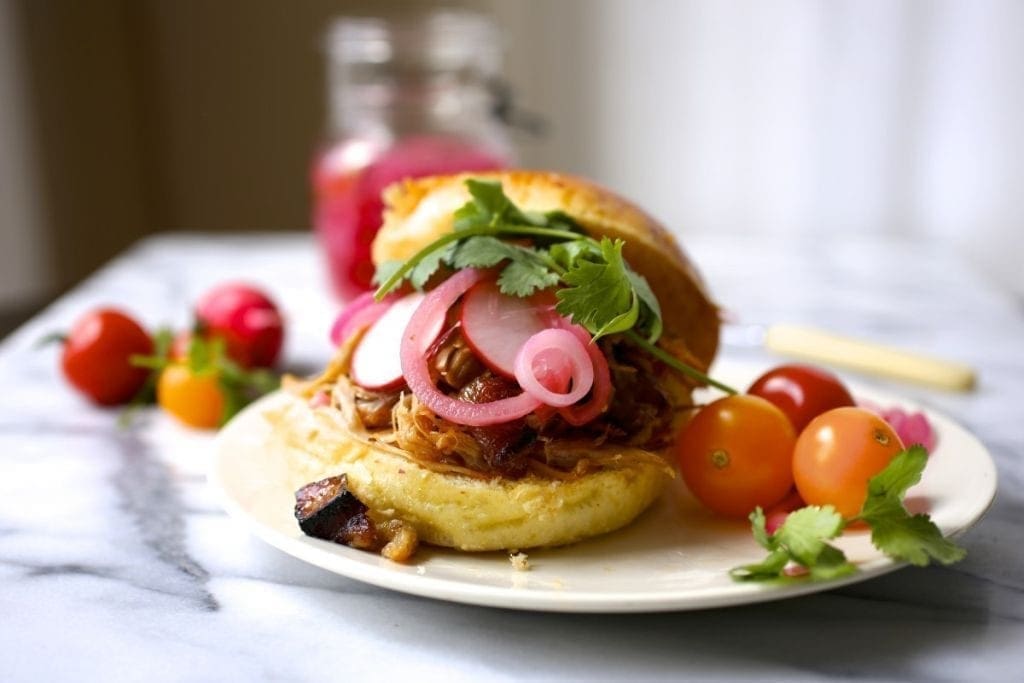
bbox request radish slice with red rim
[400,268,543,426]
[350,292,443,391]
[330,292,397,347]
[460,281,551,378]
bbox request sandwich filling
[290,178,726,482]
[297,317,698,481]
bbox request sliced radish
[460,281,550,378]
[400,268,543,426]
[330,291,397,347]
[350,292,443,390]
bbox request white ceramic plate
[209,361,997,613]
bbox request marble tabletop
[1,233,1021,682]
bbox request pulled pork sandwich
[275,171,722,553]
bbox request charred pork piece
[458,374,536,478]
[294,475,367,540]
[294,475,419,561]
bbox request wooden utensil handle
[764,324,976,391]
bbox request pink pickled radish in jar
[313,11,512,300]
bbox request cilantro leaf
[806,544,858,580]
[454,236,560,297]
[731,505,853,582]
[541,209,585,235]
[369,179,713,381]
[549,240,600,271]
[774,506,846,566]
[867,509,967,566]
[451,236,519,269]
[555,238,639,339]
[498,259,560,297]
[732,446,967,583]
[862,445,927,504]
[372,260,403,287]
[750,507,774,550]
[409,242,456,290]
[128,332,279,428]
[857,446,967,566]
[730,549,790,582]
[454,178,538,231]
[627,270,663,342]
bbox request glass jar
[313,10,512,300]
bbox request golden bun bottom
[271,394,671,552]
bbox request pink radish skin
[330,291,397,347]
[350,293,443,390]
[195,282,284,368]
[460,281,551,378]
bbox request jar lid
[325,10,502,77]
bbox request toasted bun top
[372,170,720,369]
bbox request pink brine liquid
[313,135,506,300]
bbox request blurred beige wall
[0,0,49,308]
[2,0,492,303]
[3,0,1022,309]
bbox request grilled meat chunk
[294,475,366,540]
[431,326,485,391]
[458,374,536,478]
[294,475,419,561]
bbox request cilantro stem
[499,224,599,244]
[374,224,588,300]
[624,331,738,394]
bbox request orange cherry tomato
[793,406,905,518]
[156,364,225,429]
[677,395,796,518]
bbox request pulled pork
[307,327,695,481]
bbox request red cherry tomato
[61,308,154,405]
[747,364,855,432]
[195,283,284,368]
[677,395,796,518]
[793,407,905,518]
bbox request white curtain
[500,0,1024,295]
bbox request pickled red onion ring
[400,268,543,426]
[554,321,613,426]
[330,292,396,346]
[514,329,594,407]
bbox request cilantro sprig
[373,179,735,394]
[129,333,279,427]
[731,446,967,582]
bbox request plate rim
[208,361,998,613]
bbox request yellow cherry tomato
[157,363,225,429]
